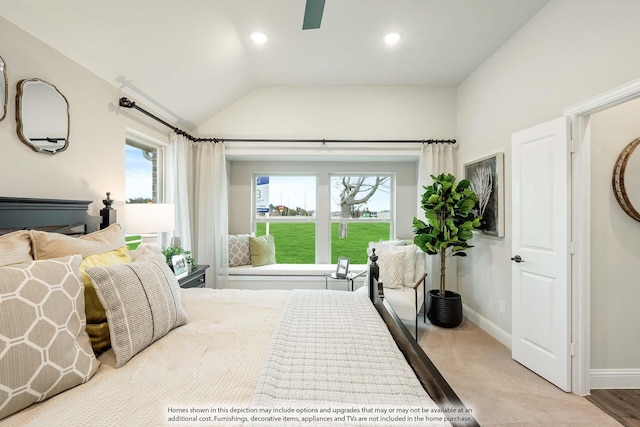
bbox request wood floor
[586,389,640,427]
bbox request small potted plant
[412,173,481,328]
[162,246,197,272]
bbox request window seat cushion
[228,264,367,277]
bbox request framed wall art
[464,152,505,237]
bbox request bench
[224,263,368,290]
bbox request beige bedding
[3,288,289,427]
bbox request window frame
[125,130,167,204]
[250,171,396,264]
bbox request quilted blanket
[251,290,447,422]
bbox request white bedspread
[250,290,448,426]
[4,288,450,426]
[3,288,289,427]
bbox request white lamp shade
[122,203,175,234]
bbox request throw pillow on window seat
[228,234,253,267]
[249,235,276,267]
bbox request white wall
[197,85,456,140]
[456,0,640,336]
[0,17,169,220]
[590,98,640,370]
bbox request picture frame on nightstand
[335,257,350,279]
[171,254,188,279]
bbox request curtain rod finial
[119,97,135,108]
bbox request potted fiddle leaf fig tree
[412,173,481,328]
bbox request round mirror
[0,55,6,122]
[612,137,640,222]
[16,78,69,154]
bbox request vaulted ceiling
[0,0,549,129]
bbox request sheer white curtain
[164,133,192,250]
[416,143,458,291]
[192,142,228,288]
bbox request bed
[0,197,477,426]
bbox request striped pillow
[86,258,188,367]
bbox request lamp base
[139,234,160,245]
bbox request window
[254,175,317,264]
[125,137,165,249]
[252,173,394,264]
[125,139,159,203]
[330,175,393,264]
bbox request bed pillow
[31,223,126,260]
[0,255,99,420]
[377,251,406,289]
[78,246,132,353]
[249,235,276,267]
[0,230,33,266]
[86,258,188,368]
[228,234,252,267]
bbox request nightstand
[178,265,209,289]
[324,269,366,291]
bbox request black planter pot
[426,289,463,328]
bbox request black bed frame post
[99,192,116,230]
[369,248,380,302]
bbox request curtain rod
[118,97,456,145]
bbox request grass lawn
[256,222,390,264]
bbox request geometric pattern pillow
[377,251,405,289]
[228,234,252,267]
[86,258,188,368]
[368,241,417,287]
[0,255,99,420]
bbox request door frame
[565,77,640,395]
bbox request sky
[125,145,153,201]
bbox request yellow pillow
[31,223,125,260]
[78,246,131,353]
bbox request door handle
[511,255,524,263]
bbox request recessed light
[383,32,401,46]
[250,31,268,45]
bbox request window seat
[228,263,367,276]
[224,263,368,290]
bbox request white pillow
[368,241,417,287]
[377,251,405,289]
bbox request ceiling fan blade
[302,0,325,30]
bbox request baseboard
[462,304,512,349]
[590,369,640,389]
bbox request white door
[511,117,571,391]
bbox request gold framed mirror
[612,137,640,223]
[16,78,69,154]
[0,55,6,122]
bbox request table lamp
[123,203,175,244]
